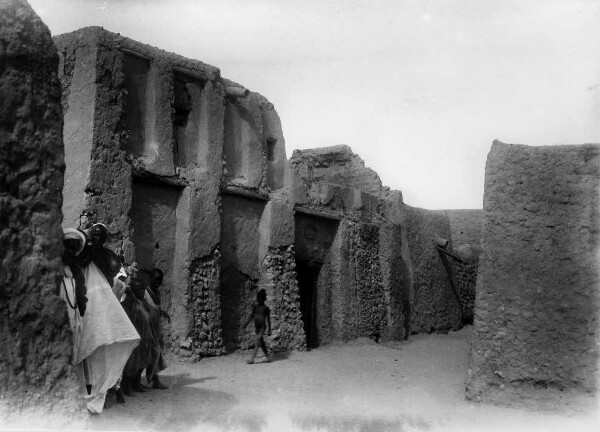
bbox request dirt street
[3,327,598,432]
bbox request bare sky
[30,0,599,209]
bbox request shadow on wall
[220,195,266,352]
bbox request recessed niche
[123,52,154,157]
[173,71,205,167]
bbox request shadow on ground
[292,414,431,432]
[271,351,292,362]
[91,374,237,431]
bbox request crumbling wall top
[290,145,383,195]
[54,26,220,81]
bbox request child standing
[243,289,272,364]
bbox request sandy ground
[3,327,599,432]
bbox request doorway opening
[296,260,321,349]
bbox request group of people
[60,210,277,412]
[60,212,169,414]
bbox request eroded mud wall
[379,223,411,340]
[404,206,462,334]
[0,0,82,416]
[220,194,265,351]
[289,145,383,194]
[467,141,600,403]
[259,245,306,351]
[256,201,305,351]
[223,96,264,188]
[339,221,387,341]
[55,30,134,248]
[56,28,228,358]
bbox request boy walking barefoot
[243,289,272,364]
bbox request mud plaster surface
[3,328,597,432]
[0,0,82,417]
[468,142,600,402]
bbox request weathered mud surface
[0,0,82,419]
[468,140,600,404]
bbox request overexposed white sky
[30,0,599,209]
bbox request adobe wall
[289,144,383,195]
[55,27,306,357]
[0,0,83,420]
[56,28,465,358]
[289,147,417,343]
[467,140,600,404]
[379,191,412,341]
[220,194,265,351]
[404,206,462,334]
[445,209,483,250]
[55,27,227,357]
[337,220,387,341]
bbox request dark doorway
[297,260,321,348]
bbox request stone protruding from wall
[467,140,600,404]
[0,0,83,421]
[289,145,383,195]
[257,246,306,352]
[404,206,462,334]
[339,221,387,341]
[185,249,226,357]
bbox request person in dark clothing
[243,289,272,364]
[121,277,156,393]
[78,223,120,288]
[143,268,168,389]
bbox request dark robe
[122,295,156,377]
[78,244,120,287]
[144,287,167,380]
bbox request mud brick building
[467,140,600,403]
[54,27,469,359]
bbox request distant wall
[404,206,462,334]
[445,209,483,249]
[467,141,600,403]
[0,0,82,418]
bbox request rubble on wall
[341,222,387,341]
[258,246,306,351]
[290,145,383,195]
[0,0,83,417]
[467,141,600,404]
[184,249,226,358]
